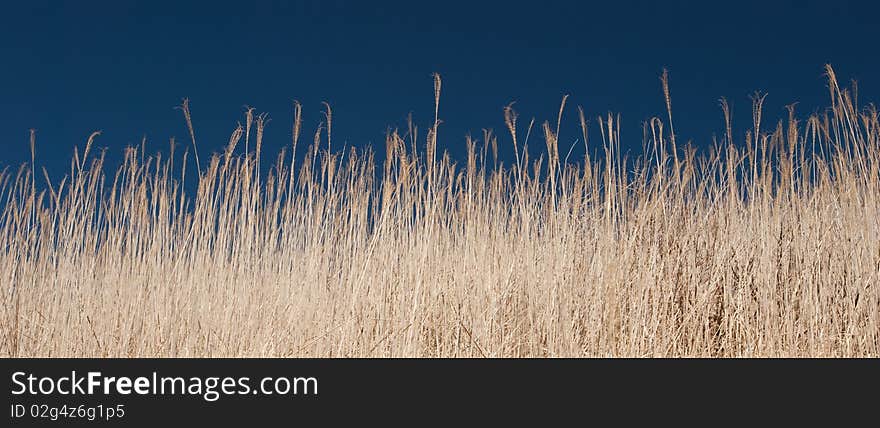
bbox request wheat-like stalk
[1,66,878,357]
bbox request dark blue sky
[1,0,877,175]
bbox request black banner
[2,359,876,426]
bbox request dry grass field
[1,66,878,357]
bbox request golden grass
[1,65,878,357]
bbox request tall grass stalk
[1,66,878,357]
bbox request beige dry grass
[1,65,878,357]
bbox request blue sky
[1,0,877,175]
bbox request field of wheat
[1,66,878,357]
